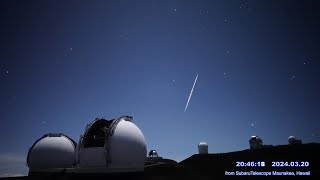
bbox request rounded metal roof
[148,150,159,157]
[198,142,208,146]
[27,133,76,170]
[108,117,147,168]
[288,136,296,140]
[76,115,147,169]
[249,135,262,142]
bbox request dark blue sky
[1,0,320,176]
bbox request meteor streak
[184,73,198,112]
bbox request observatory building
[288,136,302,145]
[145,149,177,166]
[27,115,147,175]
[27,133,77,171]
[146,150,162,163]
[249,136,263,149]
[198,142,208,154]
[148,150,159,158]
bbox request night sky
[1,0,320,177]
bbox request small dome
[288,136,302,145]
[249,136,263,149]
[288,136,296,141]
[249,135,261,141]
[27,133,76,170]
[198,142,208,154]
[148,150,159,157]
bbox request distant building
[249,136,263,149]
[145,149,177,166]
[288,136,302,145]
[146,149,163,161]
[198,142,208,154]
[148,150,159,158]
[27,115,147,175]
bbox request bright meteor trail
[184,73,198,112]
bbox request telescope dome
[27,133,76,170]
[249,136,263,149]
[108,118,147,168]
[198,142,208,154]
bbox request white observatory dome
[77,115,147,171]
[27,133,76,171]
[249,136,263,149]
[108,117,147,168]
[288,135,302,145]
[288,136,296,142]
[198,142,208,154]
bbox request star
[70,47,73,51]
[6,70,9,74]
[174,8,177,12]
[120,33,128,40]
[240,0,249,9]
[223,72,228,79]
[290,75,296,80]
